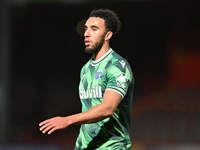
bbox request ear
[105,31,113,41]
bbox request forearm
[67,102,113,126]
[39,90,122,135]
[67,90,122,126]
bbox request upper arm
[101,60,133,114]
[101,89,123,116]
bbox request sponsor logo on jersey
[95,70,103,80]
[79,86,102,99]
[115,72,128,88]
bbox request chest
[82,65,107,89]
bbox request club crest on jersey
[95,70,103,80]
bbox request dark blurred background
[0,0,200,149]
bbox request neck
[93,43,110,61]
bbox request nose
[84,28,90,37]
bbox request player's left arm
[78,89,123,123]
[39,90,122,135]
[61,89,123,125]
[100,89,123,116]
[39,61,132,134]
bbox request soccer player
[39,9,134,150]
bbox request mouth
[85,39,91,46]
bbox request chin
[85,48,93,54]
[85,41,103,54]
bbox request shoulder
[107,51,133,81]
[109,51,131,71]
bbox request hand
[39,116,68,135]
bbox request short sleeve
[106,61,133,98]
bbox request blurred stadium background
[0,0,200,149]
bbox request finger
[39,122,52,132]
[42,124,55,134]
[48,127,57,135]
[39,121,47,127]
[39,119,52,126]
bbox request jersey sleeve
[106,60,133,98]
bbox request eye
[92,27,97,31]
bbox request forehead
[85,17,105,28]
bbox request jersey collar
[91,48,114,66]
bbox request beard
[85,38,104,54]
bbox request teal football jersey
[75,49,134,150]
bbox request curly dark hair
[89,9,121,35]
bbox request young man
[39,9,134,150]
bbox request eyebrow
[85,25,99,29]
